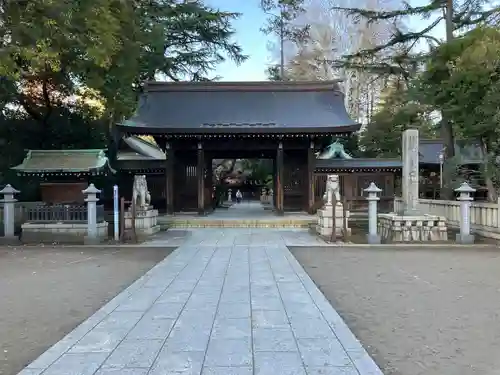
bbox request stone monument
[124,175,160,236]
[378,129,447,242]
[316,174,351,238]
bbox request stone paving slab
[18,229,383,375]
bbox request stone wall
[21,222,108,244]
[395,197,500,239]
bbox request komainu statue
[323,174,341,205]
[133,175,151,209]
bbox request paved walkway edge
[18,247,188,374]
[18,242,384,375]
[282,248,384,375]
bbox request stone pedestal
[316,203,351,238]
[124,206,160,236]
[378,213,447,242]
[261,194,270,205]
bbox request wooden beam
[307,140,315,214]
[276,141,284,215]
[197,142,205,215]
[165,142,175,214]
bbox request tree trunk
[439,0,456,199]
[480,138,498,202]
[279,6,285,80]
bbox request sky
[207,0,447,82]
[208,0,271,81]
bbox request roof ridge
[144,80,344,93]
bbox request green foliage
[0,0,247,200]
[0,0,247,128]
[415,26,500,199]
[360,80,437,157]
[417,27,500,142]
[260,0,308,80]
[260,0,308,41]
[266,65,282,81]
[241,159,274,184]
[331,0,499,78]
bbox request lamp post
[438,151,444,191]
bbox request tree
[332,0,500,167]
[285,21,339,80]
[416,26,500,200]
[260,0,308,79]
[0,0,247,146]
[360,77,437,157]
[281,0,403,124]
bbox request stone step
[160,218,315,228]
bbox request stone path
[19,229,383,375]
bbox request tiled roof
[315,158,402,170]
[12,149,114,174]
[118,80,359,133]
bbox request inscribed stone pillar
[402,129,420,215]
[0,184,20,242]
[83,183,101,244]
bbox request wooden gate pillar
[165,141,175,215]
[276,141,284,215]
[197,141,205,215]
[205,155,213,212]
[307,140,315,214]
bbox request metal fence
[25,204,104,223]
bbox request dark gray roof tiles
[315,158,402,169]
[119,81,358,133]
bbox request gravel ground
[290,246,500,375]
[0,246,174,375]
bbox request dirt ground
[0,246,174,375]
[290,246,500,375]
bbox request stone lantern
[364,182,382,244]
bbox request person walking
[236,189,243,203]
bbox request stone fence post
[455,182,475,244]
[83,183,101,244]
[0,184,20,243]
[364,182,382,244]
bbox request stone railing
[25,204,105,223]
[394,197,500,239]
[0,201,43,224]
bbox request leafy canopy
[360,78,437,157]
[417,26,500,144]
[0,0,247,126]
